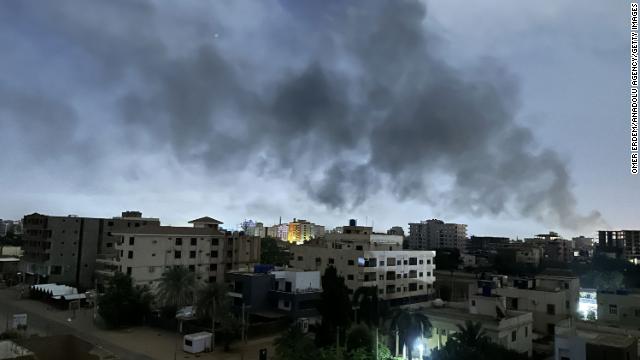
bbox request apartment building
[468,236,510,251]
[595,290,640,328]
[492,271,580,335]
[98,217,260,289]
[598,230,640,262]
[286,219,324,244]
[21,211,160,289]
[290,220,436,306]
[419,292,533,358]
[525,233,574,263]
[407,219,467,252]
[494,243,544,268]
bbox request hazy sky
[0,0,634,238]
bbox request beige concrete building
[290,221,436,306]
[407,219,467,252]
[555,318,639,360]
[596,290,640,328]
[286,219,323,244]
[492,271,580,336]
[97,217,260,289]
[419,293,533,358]
[21,211,160,289]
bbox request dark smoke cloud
[0,0,604,230]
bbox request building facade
[598,230,640,261]
[21,211,160,289]
[407,219,467,252]
[290,221,436,306]
[493,272,580,335]
[99,217,261,289]
[420,293,533,358]
[287,219,323,244]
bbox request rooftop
[112,226,221,236]
[189,216,223,224]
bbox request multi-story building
[98,217,261,289]
[290,220,436,306]
[598,230,640,262]
[1,219,22,236]
[21,211,160,289]
[595,290,640,327]
[407,219,467,252]
[287,219,323,244]
[494,243,544,268]
[227,269,322,322]
[493,271,580,335]
[420,291,533,358]
[525,233,573,263]
[267,223,289,241]
[0,219,5,237]
[387,226,405,236]
[468,236,510,251]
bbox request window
[191,238,197,246]
[511,330,517,342]
[315,257,322,264]
[427,259,431,264]
[379,275,384,280]
[106,243,113,248]
[387,258,396,266]
[209,276,216,283]
[148,266,155,273]
[297,256,303,261]
[409,283,417,291]
[174,251,181,259]
[396,287,401,292]
[50,265,62,275]
[211,250,218,258]
[347,274,354,280]
[190,251,196,259]
[565,300,570,310]
[209,264,217,271]
[525,326,528,337]
[188,265,195,272]
[409,270,417,278]
[409,257,417,265]
[609,304,618,315]
[471,300,476,306]
[128,251,133,259]
[328,258,335,264]
[175,238,182,246]
[380,261,385,266]
[547,304,556,315]
[348,260,354,266]
[129,237,135,245]
[126,267,132,275]
[419,259,424,265]
[419,272,423,277]
[419,285,424,290]
[211,238,219,246]
[403,260,408,265]
[356,245,363,250]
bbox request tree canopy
[260,237,290,266]
[98,272,152,328]
[157,266,196,307]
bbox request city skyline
[0,0,635,239]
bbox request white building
[407,219,467,252]
[419,292,533,357]
[555,318,638,360]
[492,272,580,335]
[290,221,435,306]
[97,217,260,289]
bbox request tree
[260,237,290,266]
[346,325,373,354]
[98,272,152,328]
[196,282,231,350]
[352,286,387,327]
[387,308,431,360]
[157,266,196,307]
[451,321,488,348]
[431,321,527,360]
[315,266,352,347]
[274,325,318,360]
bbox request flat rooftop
[420,303,528,325]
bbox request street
[0,287,277,360]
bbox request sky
[0,0,635,238]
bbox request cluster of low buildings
[5,210,640,359]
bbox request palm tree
[196,282,230,349]
[352,286,379,326]
[451,321,487,349]
[387,308,431,360]
[157,266,196,307]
